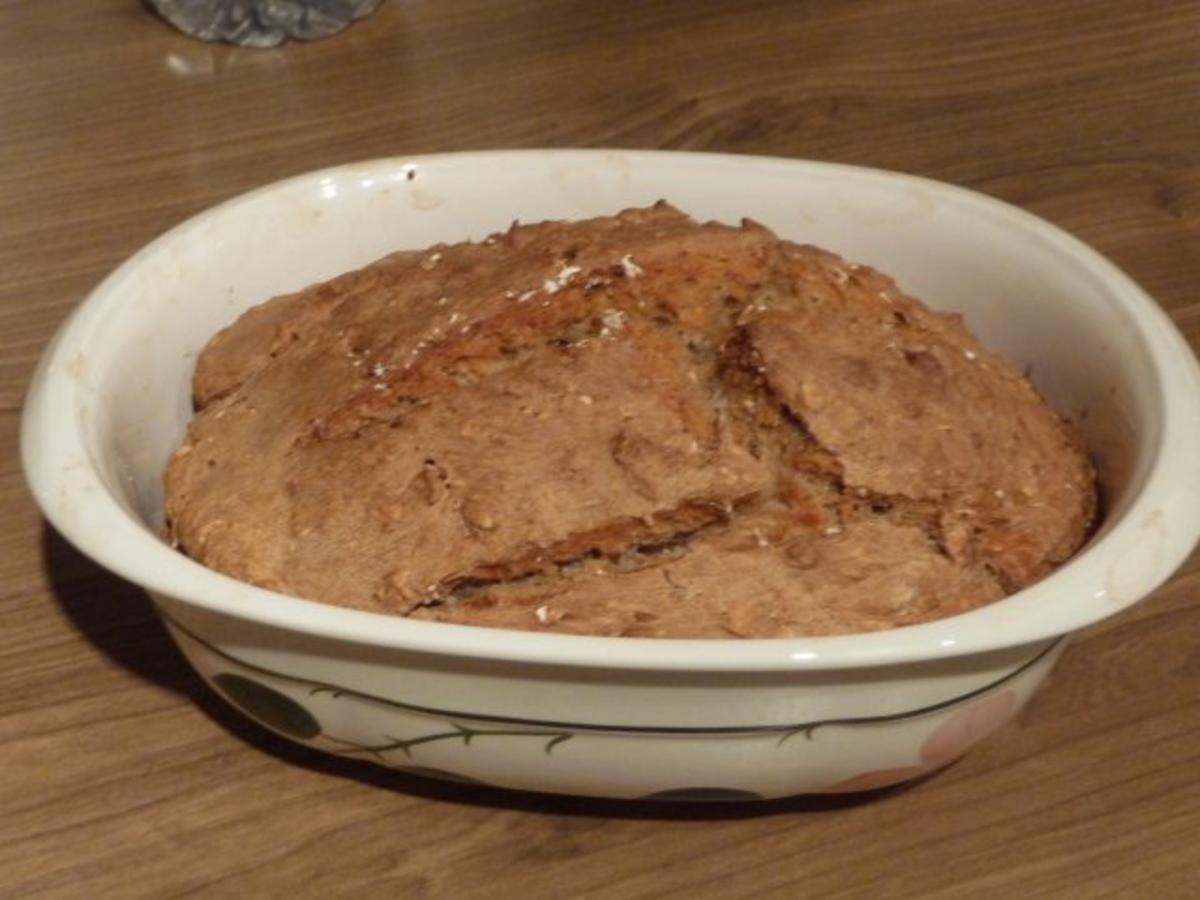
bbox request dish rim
[21,149,1200,671]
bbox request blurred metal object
[147,0,383,47]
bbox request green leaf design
[161,613,1059,751]
[324,725,573,760]
[213,673,321,740]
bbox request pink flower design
[919,688,1017,765]
[825,688,1019,793]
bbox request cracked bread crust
[165,203,1096,638]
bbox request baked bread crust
[166,204,1095,638]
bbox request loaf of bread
[165,203,1096,638]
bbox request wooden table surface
[3,1,1199,897]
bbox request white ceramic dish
[22,151,1200,799]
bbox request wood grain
[3,0,1199,897]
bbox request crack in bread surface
[165,204,1097,638]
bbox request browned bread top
[165,204,1095,637]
